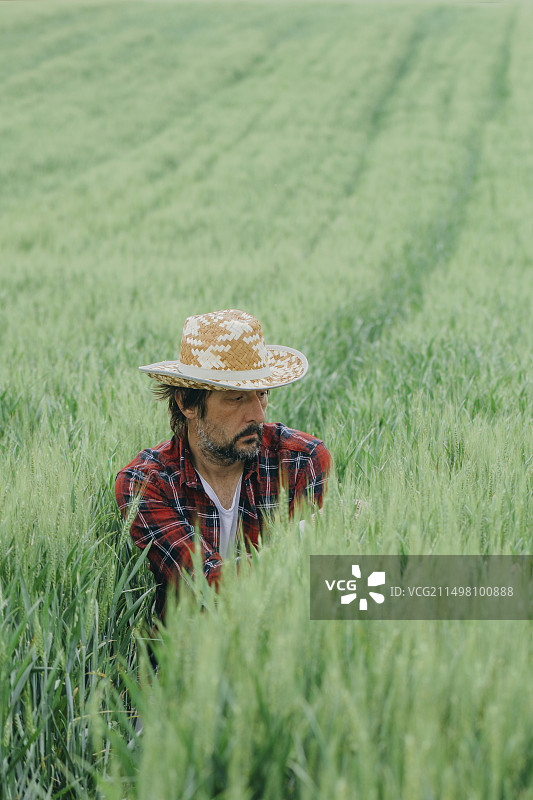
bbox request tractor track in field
[134,19,340,220]
[304,5,452,257]
[0,10,314,214]
[306,7,517,392]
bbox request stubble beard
[194,419,264,465]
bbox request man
[115,309,331,619]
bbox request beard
[194,419,264,465]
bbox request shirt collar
[176,432,201,488]
[243,456,258,482]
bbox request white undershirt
[197,473,242,559]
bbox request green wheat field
[1,1,532,797]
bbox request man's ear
[175,390,197,420]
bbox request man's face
[193,389,269,465]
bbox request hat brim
[139,345,308,391]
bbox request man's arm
[114,466,223,590]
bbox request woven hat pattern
[139,309,308,391]
[180,310,268,371]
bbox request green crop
[0,1,531,798]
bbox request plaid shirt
[115,422,331,617]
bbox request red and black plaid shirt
[115,422,331,617]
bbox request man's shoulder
[261,423,329,458]
[258,424,332,493]
[116,437,181,480]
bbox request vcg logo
[325,564,386,611]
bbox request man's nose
[245,392,266,423]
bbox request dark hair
[152,384,210,436]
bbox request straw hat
[139,309,309,391]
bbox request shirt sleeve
[289,439,332,514]
[114,466,223,591]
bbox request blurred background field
[0,1,532,797]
